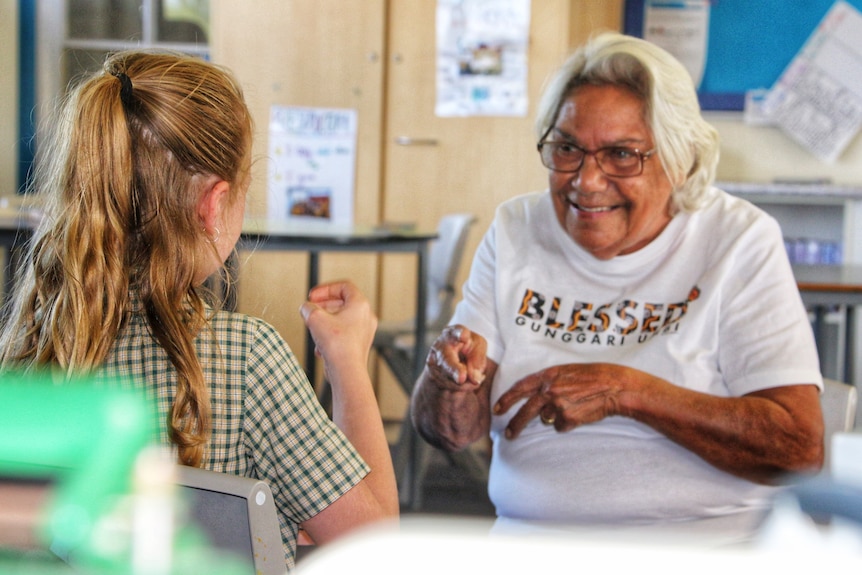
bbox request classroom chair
[373,213,486,509]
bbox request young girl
[0,50,397,570]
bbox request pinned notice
[435,0,531,117]
[761,1,862,162]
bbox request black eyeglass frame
[536,139,657,178]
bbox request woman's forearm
[411,364,493,452]
[328,367,399,516]
[623,373,824,483]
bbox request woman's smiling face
[547,84,674,260]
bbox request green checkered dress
[99,300,369,570]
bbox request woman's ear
[197,178,231,234]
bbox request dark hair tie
[112,72,135,106]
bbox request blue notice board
[623,0,862,110]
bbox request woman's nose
[573,154,607,191]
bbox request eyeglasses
[537,140,656,178]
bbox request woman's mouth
[563,195,621,216]
[574,203,615,213]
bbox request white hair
[535,32,719,212]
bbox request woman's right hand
[411,324,495,451]
[299,280,400,535]
[425,324,489,389]
[299,280,377,382]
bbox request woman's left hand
[493,361,824,483]
[494,362,641,438]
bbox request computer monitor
[0,373,268,575]
[175,466,287,575]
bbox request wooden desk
[793,264,862,388]
[0,214,439,392]
[239,218,438,392]
[794,265,862,304]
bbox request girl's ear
[197,178,231,234]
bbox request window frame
[18,0,209,192]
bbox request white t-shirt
[451,188,822,540]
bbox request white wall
[710,111,862,185]
[1,0,19,197]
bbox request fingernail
[504,427,513,439]
[492,403,501,414]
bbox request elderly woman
[411,32,824,543]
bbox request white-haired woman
[411,32,823,544]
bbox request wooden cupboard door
[379,0,580,324]
[210,1,386,382]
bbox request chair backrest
[821,378,858,470]
[426,213,477,327]
[175,466,287,575]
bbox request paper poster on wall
[267,105,357,224]
[435,0,531,117]
[761,0,862,163]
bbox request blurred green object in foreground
[0,372,157,568]
[0,372,250,575]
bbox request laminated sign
[267,105,357,225]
